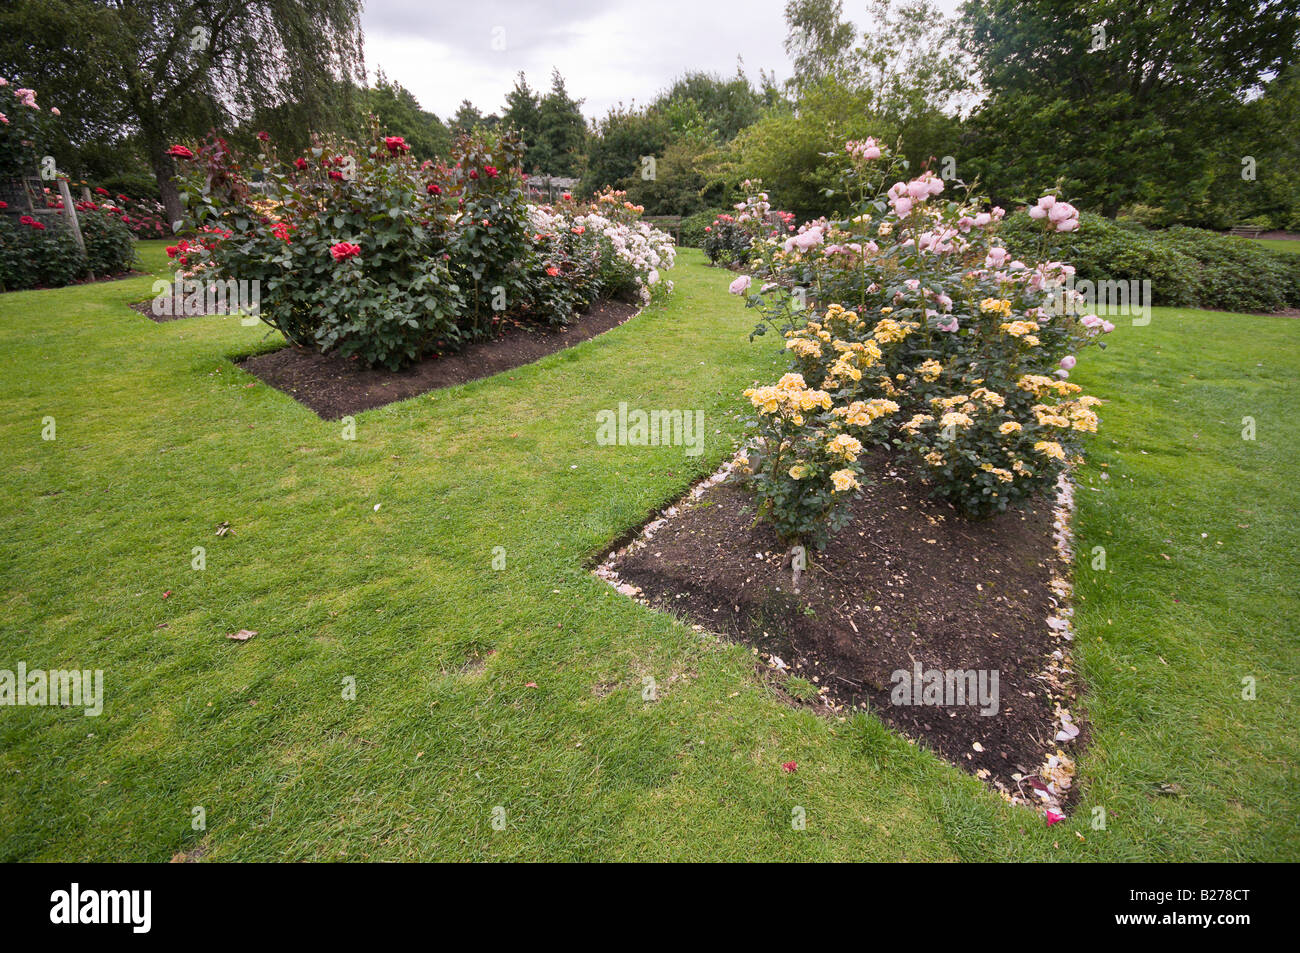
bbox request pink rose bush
[729,141,1112,537]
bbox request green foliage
[171,128,675,369]
[361,71,452,161]
[999,212,1300,312]
[0,216,85,290]
[732,143,1111,532]
[721,81,887,221]
[0,0,366,220]
[532,71,587,177]
[681,207,729,248]
[623,138,723,217]
[961,0,1300,216]
[78,207,137,276]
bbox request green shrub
[78,210,136,276]
[681,208,725,248]
[0,214,86,290]
[731,143,1112,535]
[172,128,676,369]
[1001,212,1300,312]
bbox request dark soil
[610,451,1084,797]
[238,299,640,419]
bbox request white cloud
[361,0,795,122]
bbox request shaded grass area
[0,243,1295,860]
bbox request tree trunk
[146,140,183,229]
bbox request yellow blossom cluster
[743,373,832,426]
[825,433,864,461]
[1034,440,1067,461]
[833,398,900,428]
[980,298,1013,318]
[969,387,1006,408]
[901,413,934,435]
[999,320,1042,346]
[915,359,943,382]
[979,463,1014,483]
[1017,375,1082,398]
[830,469,860,492]
[872,317,918,344]
[1032,404,1073,429]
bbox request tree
[960,0,1300,215]
[0,0,364,224]
[658,70,763,142]
[784,0,856,93]
[502,73,543,167]
[580,106,670,197]
[363,71,452,160]
[535,70,587,177]
[451,100,483,137]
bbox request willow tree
[0,0,364,222]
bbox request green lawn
[1,241,1296,860]
[1253,237,1300,254]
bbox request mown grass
[1253,237,1300,254]
[0,242,1295,860]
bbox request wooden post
[57,178,90,275]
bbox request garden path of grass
[1,242,1296,860]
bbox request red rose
[294,157,308,170]
[545,266,559,277]
[117,194,128,201]
[165,245,179,258]
[94,187,109,195]
[383,136,409,153]
[0,201,6,208]
[330,241,361,262]
[562,193,571,201]
[426,182,441,195]
[328,170,344,181]
[167,144,193,159]
[484,166,499,178]
[256,131,269,142]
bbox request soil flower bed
[597,449,1086,810]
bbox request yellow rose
[830,469,859,492]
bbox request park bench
[643,215,682,243]
[1229,224,1267,238]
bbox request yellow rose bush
[731,138,1113,533]
[740,372,890,546]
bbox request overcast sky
[361,0,962,123]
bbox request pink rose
[729,275,751,295]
